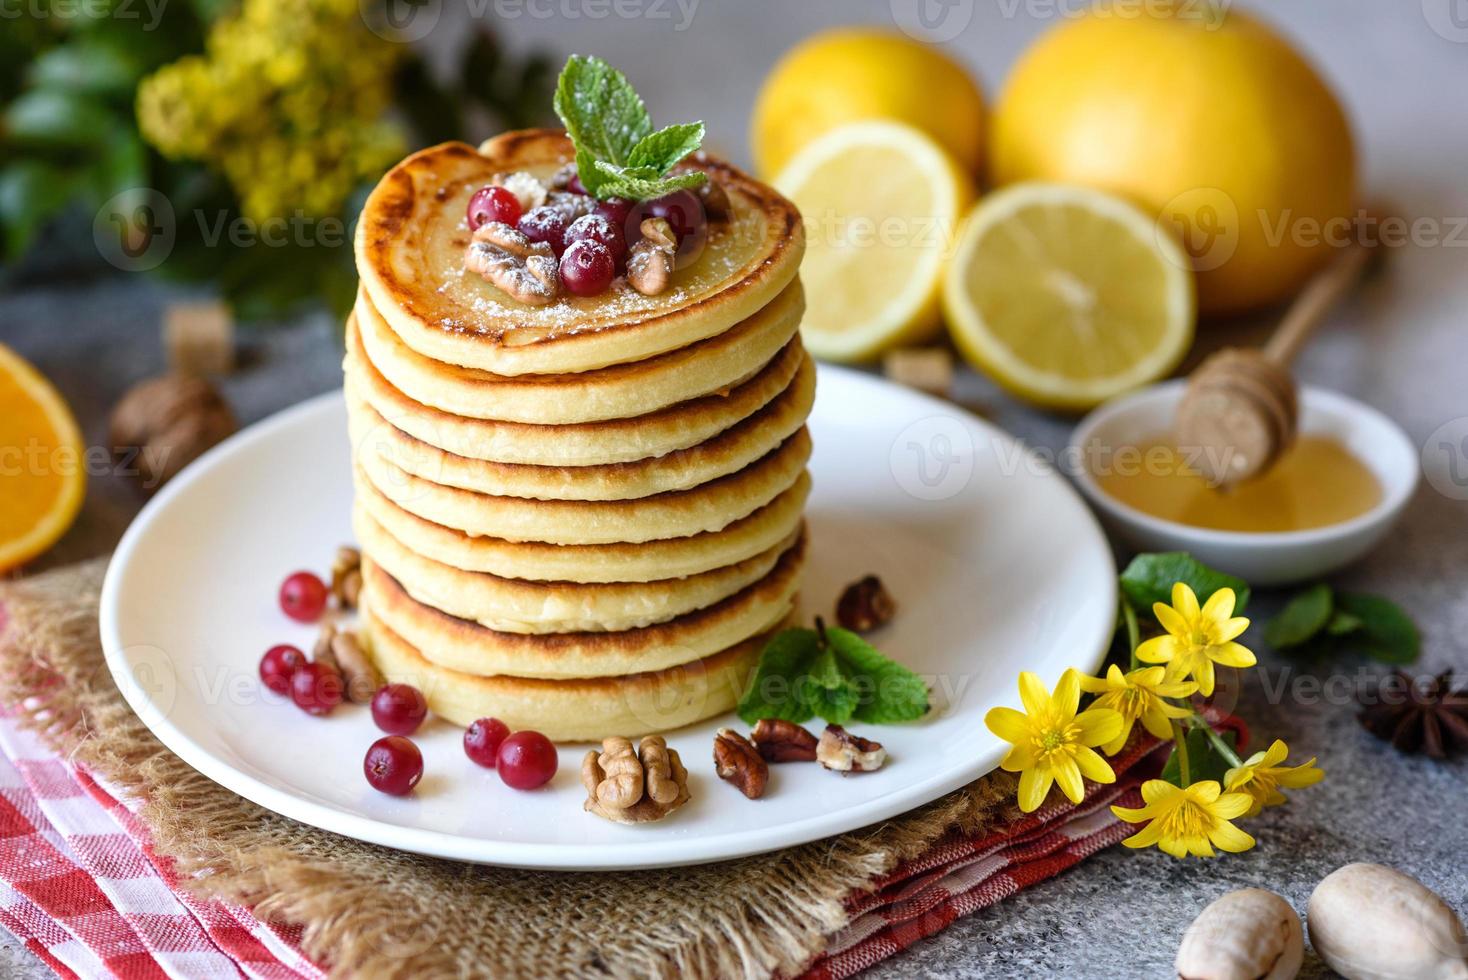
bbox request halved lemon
[0,343,86,573]
[774,120,975,363]
[943,182,1195,410]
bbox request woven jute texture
[0,560,1023,979]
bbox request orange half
[0,343,86,573]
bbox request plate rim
[99,367,1116,870]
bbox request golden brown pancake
[363,611,776,741]
[355,504,799,634]
[355,428,811,545]
[352,280,802,424]
[343,312,807,466]
[360,530,804,679]
[354,471,811,583]
[345,354,814,501]
[355,131,805,376]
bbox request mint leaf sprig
[1265,583,1419,664]
[552,54,707,202]
[737,618,930,726]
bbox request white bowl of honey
[1070,380,1419,586]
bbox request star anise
[1358,670,1468,759]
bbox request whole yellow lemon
[752,28,985,180]
[992,3,1355,315]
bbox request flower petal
[986,706,1032,744]
[1128,665,1168,687]
[1210,642,1257,669]
[1140,705,1179,741]
[1052,757,1085,803]
[1074,706,1124,748]
[1210,791,1254,820]
[1187,780,1222,804]
[1053,669,1081,719]
[1140,779,1181,805]
[1122,821,1164,849]
[1208,820,1256,853]
[1077,671,1110,695]
[1193,658,1216,697]
[1073,745,1116,784]
[1017,766,1052,813]
[1217,616,1251,642]
[1111,803,1153,824]
[1136,635,1177,665]
[1173,582,1201,620]
[1000,744,1034,772]
[1154,602,1190,639]
[1278,762,1325,788]
[1018,672,1050,718]
[1201,587,1235,622]
[1259,740,1289,768]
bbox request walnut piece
[582,736,690,824]
[331,545,362,610]
[109,374,237,492]
[751,719,819,763]
[836,575,898,633]
[696,176,731,221]
[330,630,381,704]
[817,725,886,773]
[627,217,676,296]
[464,221,560,305]
[713,728,768,799]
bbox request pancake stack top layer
[345,130,810,741]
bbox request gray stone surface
[2,1,1466,977]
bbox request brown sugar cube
[883,347,954,398]
[164,301,235,376]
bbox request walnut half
[464,221,560,305]
[582,736,690,824]
[817,725,886,773]
[626,217,676,296]
[713,728,768,799]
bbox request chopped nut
[109,374,237,492]
[751,719,819,763]
[164,300,234,377]
[581,735,690,824]
[464,221,560,305]
[627,217,676,296]
[331,546,362,610]
[883,347,954,398]
[713,728,768,799]
[817,725,886,773]
[329,630,381,704]
[493,170,547,212]
[836,575,898,633]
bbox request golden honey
[1095,436,1381,533]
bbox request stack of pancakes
[345,131,810,741]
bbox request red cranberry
[564,213,627,263]
[641,190,704,240]
[518,206,569,256]
[467,185,522,230]
[371,683,428,735]
[363,736,423,796]
[595,196,635,233]
[259,644,306,694]
[463,717,510,768]
[278,571,328,623]
[559,239,616,296]
[290,661,343,716]
[496,730,558,789]
[566,171,588,195]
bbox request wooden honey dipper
[1175,237,1374,487]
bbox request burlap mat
[0,560,1025,979]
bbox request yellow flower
[1224,739,1325,816]
[986,670,1124,813]
[1112,779,1256,859]
[1136,584,1255,696]
[1078,664,1197,755]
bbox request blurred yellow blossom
[1136,583,1254,697]
[1224,739,1324,816]
[986,669,1123,813]
[137,0,405,222]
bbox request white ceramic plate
[100,366,1115,871]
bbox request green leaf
[27,41,141,96]
[553,54,651,198]
[736,628,820,725]
[3,89,117,148]
[627,122,704,172]
[1325,610,1364,636]
[1264,583,1333,649]
[1160,726,1237,788]
[593,166,706,202]
[1334,593,1420,665]
[1120,552,1251,616]
[804,646,858,725]
[824,626,930,724]
[0,161,80,260]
